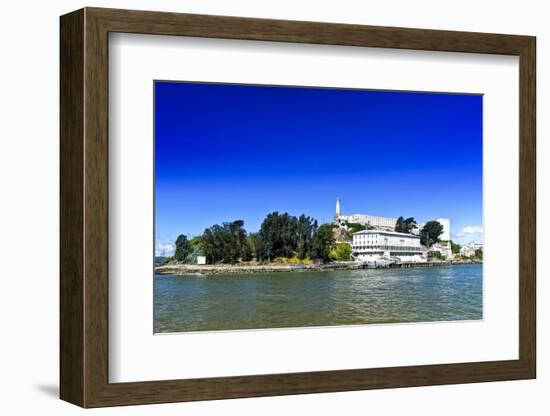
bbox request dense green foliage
[474,249,483,259]
[254,212,334,262]
[296,214,318,259]
[345,222,367,234]
[182,236,204,264]
[255,213,304,261]
[201,220,251,264]
[420,221,444,247]
[394,216,418,234]
[430,251,444,260]
[451,240,462,254]
[174,234,191,262]
[330,243,352,261]
[344,221,371,239]
[310,223,336,262]
[182,212,336,264]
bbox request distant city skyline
[155,81,483,256]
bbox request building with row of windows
[337,197,457,262]
[334,198,451,240]
[351,229,425,263]
[334,197,397,230]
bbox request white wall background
[0,0,545,414]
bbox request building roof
[341,213,397,220]
[352,229,420,239]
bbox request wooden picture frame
[60,7,536,408]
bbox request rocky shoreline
[155,260,482,276]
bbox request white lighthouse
[335,197,341,219]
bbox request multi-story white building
[334,198,397,230]
[340,213,397,229]
[352,230,425,263]
[334,199,452,244]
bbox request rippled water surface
[154,264,482,333]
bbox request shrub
[330,243,352,261]
[288,256,302,264]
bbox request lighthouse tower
[335,197,341,220]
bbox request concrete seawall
[155,260,482,276]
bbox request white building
[430,242,452,259]
[352,230,425,263]
[334,198,397,230]
[460,241,483,257]
[436,218,451,241]
[334,199,451,242]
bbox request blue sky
[155,81,483,255]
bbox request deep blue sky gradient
[155,81,482,253]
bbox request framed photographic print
[60,7,536,407]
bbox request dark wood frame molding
[60,7,536,408]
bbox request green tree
[344,221,371,239]
[395,216,418,233]
[404,217,418,233]
[420,221,444,247]
[200,212,337,264]
[431,250,443,260]
[256,213,277,262]
[174,234,191,263]
[330,243,352,261]
[395,216,404,232]
[242,234,257,262]
[189,235,202,248]
[346,222,366,233]
[311,224,335,262]
[201,220,249,264]
[451,240,461,254]
[296,214,317,259]
[201,226,223,263]
[475,249,483,259]
[229,220,249,260]
[181,235,203,264]
[247,232,262,262]
[257,212,300,261]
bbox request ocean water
[154,263,482,333]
